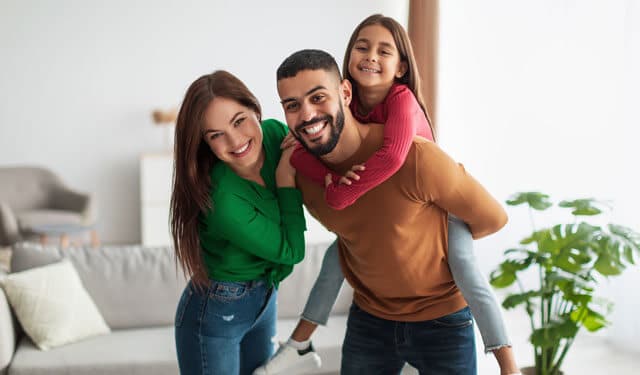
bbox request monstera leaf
[492,192,640,375]
[507,192,553,210]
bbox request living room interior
[1,0,639,374]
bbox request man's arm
[415,141,507,239]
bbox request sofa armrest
[0,203,20,247]
[51,188,96,225]
[0,272,17,373]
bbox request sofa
[0,241,356,375]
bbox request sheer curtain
[436,0,640,354]
[605,0,640,352]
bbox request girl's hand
[324,164,365,188]
[337,164,365,186]
[280,132,299,150]
[276,143,296,187]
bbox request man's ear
[395,61,408,79]
[340,79,353,107]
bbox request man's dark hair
[276,49,342,81]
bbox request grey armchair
[0,166,96,246]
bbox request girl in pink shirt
[254,14,520,375]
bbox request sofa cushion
[277,242,353,319]
[1,260,110,350]
[9,326,178,375]
[11,242,186,330]
[10,241,353,326]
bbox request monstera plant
[490,192,640,375]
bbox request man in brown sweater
[276,49,508,374]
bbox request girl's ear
[340,79,353,107]
[395,61,408,79]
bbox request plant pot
[521,366,564,375]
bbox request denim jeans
[301,214,510,352]
[174,279,276,375]
[446,215,511,351]
[341,304,477,374]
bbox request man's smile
[296,118,331,142]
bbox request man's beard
[293,105,345,157]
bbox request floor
[473,302,639,374]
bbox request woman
[170,70,306,375]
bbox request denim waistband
[209,279,265,290]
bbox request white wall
[3,0,639,349]
[0,0,408,244]
[438,0,640,351]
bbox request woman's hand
[280,132,298,150]
[276,143,296,187]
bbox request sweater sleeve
[324,90,433,210]
[290,143,333,186]
[206,187,306,265]
[415,142,508,239]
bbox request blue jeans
[301,214,510,352]
[342,304,477,374]
[174,279,276,375]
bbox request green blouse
[198,119,306,287]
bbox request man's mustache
[295,115,332,133]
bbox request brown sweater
[296,124,508,321]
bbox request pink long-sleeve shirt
[290,83,434,210]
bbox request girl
[255,14,519,375]
[171,70,306,375]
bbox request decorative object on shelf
[151,107,178,151]
[490,192,640,375]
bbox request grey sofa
[0,241,353,375]
[0,166,96,247]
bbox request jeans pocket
[209,281,248,302]
[432,307,473,328]
[175,286,193,328]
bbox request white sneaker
[253,341,322,375]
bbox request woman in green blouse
[170,70,306,375]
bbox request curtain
[408,0,439,134]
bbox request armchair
[0,166,96,246]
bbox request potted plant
[490,192,640,375]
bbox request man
[274,49,507,374]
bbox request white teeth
[361,67,379,73]
[233,142,249,154]
[304,123,324,135]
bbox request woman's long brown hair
[170,70,261,288]
[342,14,435,140]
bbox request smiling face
[347,24,407,92]
[277,69,348,157]
[202,96,263,173]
